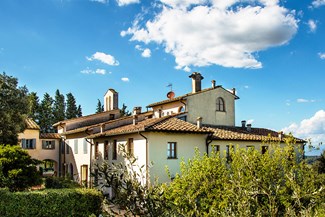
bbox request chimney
[278,131,283,140]
[100,124,105,133]
[133,106,142,115]
[241,120,246,128]
[133,115,138,125]
[247,124,252,132]
[197,117,203,128]
[232,88,236,95]
[211,80,216,88]
[189,72,204,93]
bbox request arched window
[178,106,185,113]
[216,97,225,112]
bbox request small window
[74,139,78,154]
[21,139,36,149]
[178,106,185,113]
[246,145,254,151]
[262,146,268,154]
[216,97,225,112]
[127,138,134,155]
[212,144,220,153]
[83,139,88,154]
[95,142,99,158]
[167,142,177,159]
[104,141,109,160]
[112,140,117,160]
[109,114,115,120]
[42,140,55,149]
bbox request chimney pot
[232,88,236,95]
[100,124,105,133]
[133,115,138,125]
[133,106,142,115]
[197,117,203,128]
[189,72,204,93]
[211,80,216,88]
[247,124,252,132]
[241,120,246,128]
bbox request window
[127,138,134,155]
[212,144,220,153]
[167,142,177,159]
[66,141,70,154]
[42,140,55,149]
[262,146,268,154]
[21,139,36,149]
[104,141,109,160]
[74,139,78,154]
[112,140,117,160]
[216,97,225,112]
[109,114,115,120]
[95,142,99,158]
[178,106,185,113]
[83,139,88,154]
[246,145,254,150]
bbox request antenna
[166,83,173,91]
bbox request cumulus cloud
[318,52,325,59]
[87,52,119,66]
[135,45,152,58]
[121,77,130,82]
[307,19,317,32]
[116,0,140,6]
[297,98,316,103]
[282,110,325,148]
[81,68,107,75]
[311,0,325,8]
[122,0,298,70]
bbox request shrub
[0,188,103,217]
[45,176,81,189]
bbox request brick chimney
[133,106,142,115]
[189,72,204,93]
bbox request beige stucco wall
[147,132,207,183]
[186,88,235,126]
[152,101,185,118]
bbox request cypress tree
[66,93,78,119]
[39,93,54,133]
[96,99,104,113]
[53,89,65,123]
[27,92,40,123]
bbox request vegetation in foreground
[95,138,325,217]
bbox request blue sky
[0,0,324,155]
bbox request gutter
[138,131,149,186]
[206,132,213,155]
[85,129,95,188]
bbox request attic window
[216,97,225,112]
[178,106,185,113]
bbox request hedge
[0,188,103,217]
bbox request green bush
[45,176,81,189]
[0,188,103,217]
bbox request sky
[0,0,324,155]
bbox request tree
[120,103,131,117]
[77,105,82,117]
[0,72,29,145]
[315,150,325,174]
[96,99,104,113]
[0,145,42,191]
[27,92,40,123]
[53,89,65,124]
[66,93,79,119]
[39,93,54,133]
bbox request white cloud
[91,0,107,3]
[307,19,317,32]
[87,52,119,66]
[121,77,130,82]
[318,52,325,59]
[141,48,151,58]
[244,85,250,89]
[247,119,254,125]
[122,1,298,70]
[311,0,325,8]
[81,68,107,75]
[116,0,140,6]
[297,98,316,103]
[282,110,325,147]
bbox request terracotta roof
[88,116,211,139]
[206,125,305,143]
[147,86,239,107]
[25,119,40,130]
[40,133,61,139]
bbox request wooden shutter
[32,139,36,149]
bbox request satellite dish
[167,91,175,99]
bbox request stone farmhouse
[19,72,305,187]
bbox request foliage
[120,103,132,117]
[27,92,40,123]
[66,92,82,119]
[39,93,55,133]
[313,150,325,174]
[77,105,83,117]
[53,89,65,124]
[163,140,325,216]
[0,188,103,217]
[96,99,104,113]
[94,146,168,216]
[45,176,81,189]
[0,145,42,191]
[0,72,29,145]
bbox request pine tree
[120,103,131,117]
[39,93,54,133]
[53,89,65,123]
[0,72,29,145]
[96,99,104,113]
[77,105,82,117]
[66,93,78,119]
[27,92,40,123]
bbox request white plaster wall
[152,101,185,118]
[186,88,235,126]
